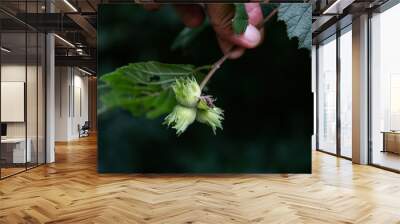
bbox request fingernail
[243,25,261,47]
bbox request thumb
[206,4,262,49]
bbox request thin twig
[200,54,230,89]
[199,7,278,90]
[262,8,278,26]
[257,0,275,28]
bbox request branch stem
[262,8,278,26]
[199,7,278,90]
[199,54,230,89]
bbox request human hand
[144,3,264,59]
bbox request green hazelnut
[172,77,201,107]
[196,106,224,134]
[164,104,197,135]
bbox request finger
[217,37,233,55]
[207,4,261,49]
[245,3,263,26]
[206,4,235,40]
[217,37,245,59]
[142,3,161,11]
[245,3,265,47]
[174,4,205,28]
[233,24,261,48]
[229,47,246,59]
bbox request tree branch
[200,54,230,89]
[200,7,278,90]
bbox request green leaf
[145,89,176,119]
[171,20,209,50]
[232,3,248,35]
[99,61,205,119]
[277,3,312,51]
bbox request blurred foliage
[98,4,312,173]
[171,20,209,51]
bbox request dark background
[98,4,312,173]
